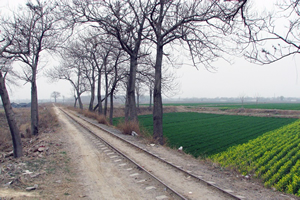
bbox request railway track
[59,107,244,200]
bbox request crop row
[212,120,300,197]
[137,112,296,157]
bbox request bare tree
[63,30,107,114]
[0,58,23,158]
[62,0,248,144]
[64,34,97,111]
[254,93,260,105]
[7,0,64,136]
[93,39,113,115]
[108,50,127,124]
[0,12,33,157]
[239,93,246,108]
[147,0,248,144]
[135,78,146,109]
[241,1,300,64]
[135,56,155,109]
[65,0,152,122]
[136,57,178,110]
[47,50,90,109]
[51,91,61,103]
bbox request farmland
[163,102,300,110]
[211,120,300,196]
[136,112,297,157]
[113,109,300,197]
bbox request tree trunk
[149,87,152,109]
[109,66,117,125]
[104,66,108,116]
[0,70,23,158]
[31,71,39,136]
[153,44,164,145]
[125,55,138,122]
[89,70,95,111]
[125,82,129,120]
[78,96,83,109]
[97,72,103,114]
[109,90,114,125]
[89,84,95,111]
[77,90,83,109]
[74,96,77,108]
[136,90,140,109]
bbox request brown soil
[178,106,300,118]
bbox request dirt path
[54,106,165,199]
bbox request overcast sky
[1,0,299,102]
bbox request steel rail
[75,114,242,200]
[60,108,187,200]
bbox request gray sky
[1,0,300,101]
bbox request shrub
[117,120,141,135]
[39,106,59,133]
[0,112,11,144]
[78,109,109,125]
[82,110,97,119]
[19,123,31,138]
[96,115,109,125]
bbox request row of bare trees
[59,0,249,144]
[0,0,67,157]
[1,0,300,157]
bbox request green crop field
[212,120,300,197]
[136,112,297,157]
[114,111,300,196]
[162,103,300,110]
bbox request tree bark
[74,96,77,108]
[88,70,95,111]
[0,70,23,158]
[109,90,114,125]
[125,55,138,122]
[77,91,83,109]
[31,67,39,136]
[149,87,152,109]
[97,72,103,114]
[136,90,140,109]
[109,62,118,125]
[153,44,164,145]
[104,64,108,116]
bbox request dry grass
[81,110,109,125]
[13,105,59,138]
[0,111,11,144]
[19,123,31,138]
[81,109,98,118]
[117,120,141,135]
[68,107,110,125]
[0,104,60,153]
[68,105,178,142]
[39,105,60,133]
[96,114,109,125]
[13,105,56,135]
[69,107,145,136]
